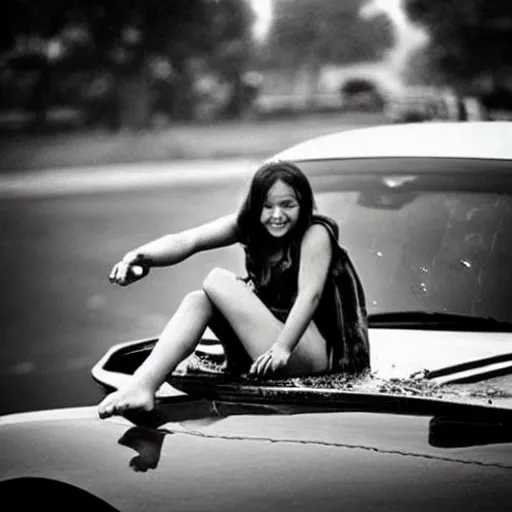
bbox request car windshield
[301,157,512,325]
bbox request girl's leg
[203,268,329,375]
[98,290,213,419]
[208,307,252,374]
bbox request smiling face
[260,179,300,238]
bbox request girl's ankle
[129,374,160,394]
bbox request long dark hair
[237,160,316,285]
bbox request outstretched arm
[110,214,240,286]
[250,223,332,376]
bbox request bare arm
[126,213,240,267]
[110,214,240,286]
[249,223,333,377]
[274,223,332,352]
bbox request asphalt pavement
[0,162,253,415]
[0,158,260,198]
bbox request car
[384,86,487,123]
[1,121,512,511]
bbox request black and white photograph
[1,1,511,510]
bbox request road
[0,159,257,415]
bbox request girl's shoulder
[310,214,339,241]
[298,215,339,261]
[309,214,351,261]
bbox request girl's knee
[203,267,235,297]
[182,289,210,308]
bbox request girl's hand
[109,253,150,286]
[249,344,291,379]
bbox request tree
[257,0,394,98]
[208,0,255,119]
[404,0,512,92]
[59,0,214,129]
[0,0,255,131]
[0,0,76,128]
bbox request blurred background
[1,0,511,167]
[1,0,511,415]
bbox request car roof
[271,121,512,162]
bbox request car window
[313,165,512,323]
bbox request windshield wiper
[369,311,512,332]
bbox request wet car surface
[1,397,511,512]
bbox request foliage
[261,0,394,69]
[0,0,255,130]
[404,0,512,90]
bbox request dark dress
[209,214,370,376]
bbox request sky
[251,0,273,41]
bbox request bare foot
[98,383,155,419]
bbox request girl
[98,161,369,419]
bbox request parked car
[339,78,386,112]
[384,86,486,122]
[1,121,512,511]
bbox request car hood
[0,398,511,512]
[370,327,512,382]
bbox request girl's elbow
[174,233,196,256]
[298,289,322,309]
